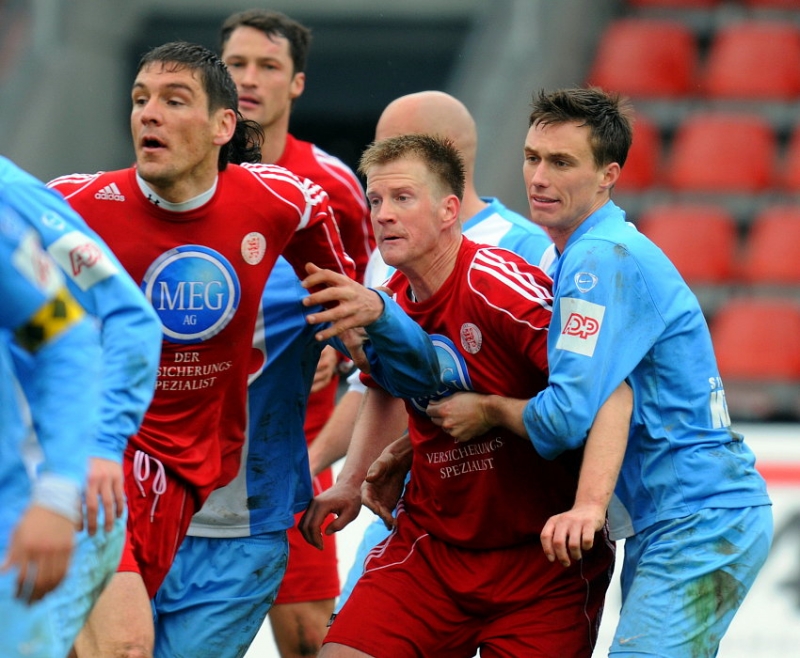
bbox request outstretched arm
[427,382,632,565]
[302,264,440,399]
[299,386,407,549]
[540,382,632,566]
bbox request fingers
[362,493,395,531]
[298,504,327,550]
[541,514,597,568]
[113,476,125,521]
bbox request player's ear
[213,108,238,147]
[599,162,621,191]
[441,194,460,229]
[290,71,305,101]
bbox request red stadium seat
[701,22,800,100]
[712,298,800,381]
[587,19,698,98]
[637,204,738,284]
[628,0,721,7]
[616,115,662,191]
[666,113,777,192]
[740,206,800,285]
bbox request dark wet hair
[136,41,263,168]
[219,9,312,75]
[528,87,633,169]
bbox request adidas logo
[94,182,125,202]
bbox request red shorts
[326,507,614,658]
[117,447,199,598]
[274,467,339,604]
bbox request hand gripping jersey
[522,201,771,539]
[0,202,101,545]
[0,156,160,464]
[376,238,592,549]
[49,163,355,501]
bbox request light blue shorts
[0,506,126,658]
[153,531,287,658]
[611,505,773,657]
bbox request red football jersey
[276,134,373,447]
[277,134,373,284]
[383,238,585,549]
[49,164,354,499]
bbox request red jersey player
[217,11,374,657]
[48,41,355,657]
[299,134,632,657]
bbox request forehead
[223,26,292,58]
[134,62,204,93]
[366,156,431,192]
[525,120,592,154]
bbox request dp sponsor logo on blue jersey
[410,334,473,415]
[142,245,240,344]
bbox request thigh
[154,531,288,658]
[73,571,154,658]
[269,598,335,658]
[325,513,477,658]
[612,506,773,657]
[478,528,613,658]
[123,463,196,598]
[42,508,127,654]
[0,571,61,658]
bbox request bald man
[304,90,552,614]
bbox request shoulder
[47,172,105,196]
[238,162,324,202]
[308,145,366,207]
[466,245,552,309]
[239,162,305,187]
[566,221,663,277]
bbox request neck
[403,235,462,303]
[259,122,289,164]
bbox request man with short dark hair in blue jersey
[0,191,104,658]
[428,87,773,658]
[0,156,162,656]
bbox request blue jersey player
[429,87,773,658]
[0,193,103,657]
[0,156,161,655]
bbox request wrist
[32,473,82,525]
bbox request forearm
[574,382,632,511]
[381,432,413,471]
[335,387,407,489]
[481,395,530,439]
[308,389,363,476]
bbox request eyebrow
[525,145,576,161]
[132,81,196,95]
